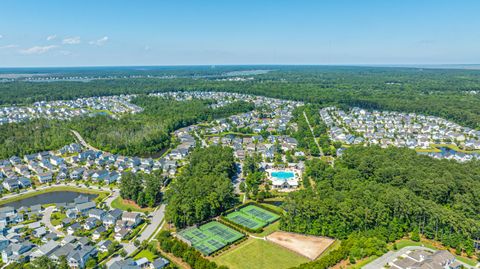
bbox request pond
[2,191,98,209]
[438,147,457,156]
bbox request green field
[111,197,152,213]
[226,205,280,230]
[50,211,67,226]
[178,221,244,255]
[214,238,309,269]
[134,249,158,262]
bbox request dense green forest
[70,97,254,156]
[0,96,253,159]
[0,120,74,159]
[282,146,480,267]
[165,146,237,228]
[2,66,480,128]
[119,170,164,207]
[291,105,338,157]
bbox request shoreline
[0,185,110,206]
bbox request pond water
[438,147,457,156]
[2,191,98,209]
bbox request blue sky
[0,0,479,67]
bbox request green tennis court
[226,205,280,230]
[241,205,280,224]
[226,211,266,230]
[178,221,245,255]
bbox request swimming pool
[270,171,295,180]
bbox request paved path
[363,246,475,269]
[71,129,100,151]
[249,235,266,240]
[42,206,65,237]
[303,111,324,156]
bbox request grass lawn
[317,239,341,260]
[347,256,378,269]
[51,211,67,226]
[134,249,158,262]
[213,238,308,269]
[111,197,152,213]
[259,202,284,213]
[392,239,436,251]
[252,221,280,237]
[0,186,109,206]
[416,144,480,154]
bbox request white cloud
[46,34,57,41]
[20,45,58,55]
[62,36,81,45]
[0,44,18,50]
[89,36,109,46]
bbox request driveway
[42,206,65,237]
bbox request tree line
[119,170,164,208]
[0,96,254,159]
[165,146,237,228]
[282,146,480,267]
[157,230,228,269]
[2,66,480,128]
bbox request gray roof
[76,201,96,211]
[108,258,139,269]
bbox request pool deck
[266,169,301,190]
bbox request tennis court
[226,205,280,230]
[201,221,244,243]
[241,205,280,224]
[226,211,266,230]
[178,221,245,255]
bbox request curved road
[42,206,65,237]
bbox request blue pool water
[271,171,295,180]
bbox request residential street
[137,204,165,242]
[41,206,65,237]
[104,189,120,209]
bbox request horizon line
[1,63,480,69]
